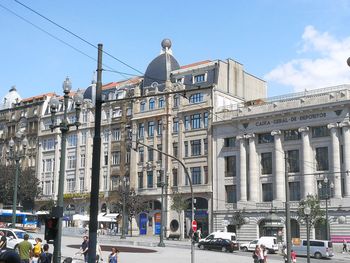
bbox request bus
[0,209,38,232]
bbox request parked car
[292,239,334,259]
[240,236,278,253]
[199,231,237,243]
[0,228,36,251]
[198,238,237,252]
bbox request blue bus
[0,209,38,231]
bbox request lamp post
[49,77,83,263]
[318,177,334,241]
[8,134,28,227]
[157,170,167,247]
[304,205,311,263]
[119,176,129,239]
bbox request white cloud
[265,26,350,92]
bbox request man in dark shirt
[80,236,89,263]
[0,232,6,252]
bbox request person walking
[261,245,268,263]
[32,238,42,262]
[0,231,7,253]
[253,245,260,263]
[17,234,32,263]
[38,244,52,263]
[108,247,119,263]
[291,249,297,263]
[343,240,348,253]
[80,236,89,263]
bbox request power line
[14,0,144,75]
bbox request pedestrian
[261,245,268,263]
[196,228,202,240]
[17,234,33,263]
[282,245,287,263]
[343,240,348,253]
[291,249,297,263]
[252,245,259,263]
[80,236,89,263]
[108,247,119,263]
[0,232,7,253]
[0,250,21,263]
[96,241,103,263]
[38,244,52,263]
[32,238,43,262]
[258,245,264,263]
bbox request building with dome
[33,39,266,235]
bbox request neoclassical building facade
[212,85,350,241]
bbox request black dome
[143,53,180,88]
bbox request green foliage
[0,164,41,210]
[232,210,246,229]
[297,194,325,227]
[171,191,189,215]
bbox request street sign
[192,220,197,232]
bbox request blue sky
[1,0,350,99]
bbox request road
[30,232,350,263]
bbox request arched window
[158,97,165,108]
[149,98,155,110]
[140,101,146,112]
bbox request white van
[240,236,278,253]
[292,239,334,259]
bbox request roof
[180,60,211,69]
[102,77,142,90]
[21,92,56,103]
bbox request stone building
[212,85,350,242]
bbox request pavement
[33,229,350,262]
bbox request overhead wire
[8,0,346,180]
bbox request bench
[167,234,180,240]
[331,235,350,243]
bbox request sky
[1,0,350,100]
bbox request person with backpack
[38,244,52,263]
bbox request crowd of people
[0,231,52,263]
[252,244,297,263]
[0,231,120,263]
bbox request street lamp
[304,205,311,263]
[119,176,130,239]
[157,170,168,247]
[49,77,83,263]
[318,177,334,240]
[8,133,28,227]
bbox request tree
[171,191,189,239]
[232,210,246,241]
[113,187,149,236]
[297,194,325,231]
[0,164,41,210]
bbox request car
[240,236,278,253]
[198,238,237,252]
[240,239,259,252]
[199,231,237,243]
[292,239,334,259]
[0,228,36,251]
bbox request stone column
[246,133,258,202]
[298,127,314,197]
[327,123,342,198]
[237,135,247,202]
[340,121,350,197]
[271,130,285,201]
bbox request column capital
[245,133,255,140]
[236,134,246,141]
[271,130,281,136]
[298,126,309,133]
[340,120,350,128]
[327,123,339,129]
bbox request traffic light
[45,217,58,243]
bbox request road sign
[192,220,197,232]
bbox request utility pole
[284,152,291,263]
[88,43,103,263]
